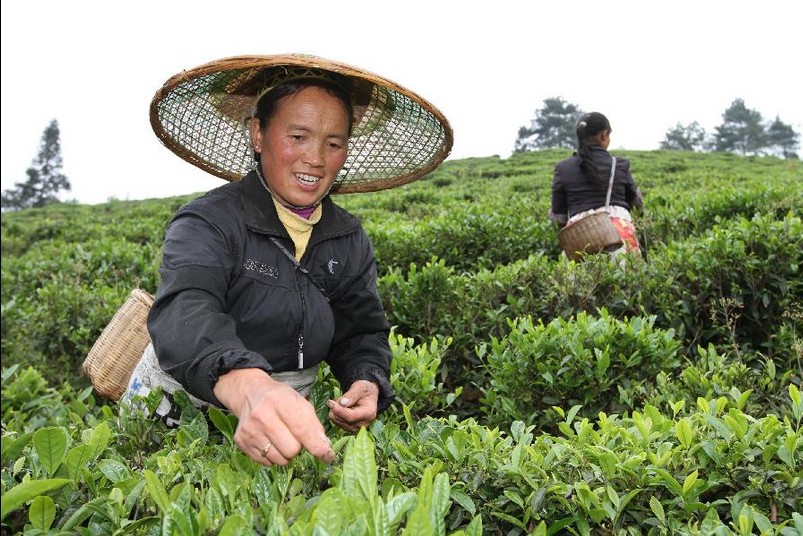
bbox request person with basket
[120,54,452,467]
[550,112,643,260]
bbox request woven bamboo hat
[150,54,453,194]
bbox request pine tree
[660,121,708,151]
[1,119,71,211]
[766,115,799,159]
[713,99,766,155]
[514,97,582,153]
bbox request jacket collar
[241,171,359,240]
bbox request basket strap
[269,237,330,302]
[604,157,617,213]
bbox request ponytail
[575,112,612,189]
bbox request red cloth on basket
[611,217,640,254]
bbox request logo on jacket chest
[327,259,339,275]
[243,258,279,279]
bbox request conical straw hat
[150,54,453,194]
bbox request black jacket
[147,171,394,410]
[551,147,643,219]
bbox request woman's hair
[575,112,612,187]
[253,77,354,162]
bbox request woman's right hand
[213,368,335,466]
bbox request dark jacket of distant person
[551,146,642,221]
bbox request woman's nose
[303,143,325,167]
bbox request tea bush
[3,363,800,535]
[478,309,682,430]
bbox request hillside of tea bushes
[1,149,801,535]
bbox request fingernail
[321,435,335,462]
[339,397,350,406]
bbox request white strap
[604,157,616,213]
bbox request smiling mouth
[295,173,321,186]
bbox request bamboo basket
[82,289,154,401]
[559,211,623,261]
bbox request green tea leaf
[789,384,802,422]
[1,478,71,521]
[85,421,111,460]
[649,496,665,524]
[28,495,55,531]
[371,496,391,536]
[208,407,237,443]
[450,489,476,516]
[218,514,248,536]
[32,427,69,476]
[431,472,451,520]
[312,489,346,533]
[64,444,94,481]
[402,501,434,536]
[98,459,131,483]
[385,492,416,527]
[653,468,683,496]
[675,418,693,449]
[2,431,33,462]
[143,469,170,513]
[682,470,699,497]
[342,428,377,503]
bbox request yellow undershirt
[272,198,322,261]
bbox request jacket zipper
[270,236,313,370]
[297,269,305,369]
[297,333,304,369]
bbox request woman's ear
[250,118,262,154]
[599,129,611,148]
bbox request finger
[273,400,335,463]
[327,401,373,431]
[233,381,335,464]
[295,427,335,463]
[329,396,377,422]
[328,410,362,432]
[338,380,377,407]
[254,440,275,466]
[328,404,370,425]
[238,405,308,466]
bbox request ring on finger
[260,441,272,458]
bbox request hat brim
[150,54,453,194]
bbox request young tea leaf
[28,495,56,531]
[675,418,693,449]
[649,496,666,525]
[32,427,69,476]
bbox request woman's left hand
[327,380,379,432]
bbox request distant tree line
[2,103,798,213]
[514,97,800,159]
[2,119,71,212]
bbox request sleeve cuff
[344,366,395,412]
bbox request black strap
[269,237,330,302]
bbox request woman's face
[252,86,349,207]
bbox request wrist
[213,368,274,415]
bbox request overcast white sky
[2,1,801,205]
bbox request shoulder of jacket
[323,198,362,229]
[555,154,579,169]
[175,181,245,223]
[615,156,631,170]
